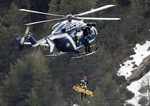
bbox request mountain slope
[117,41,150,106]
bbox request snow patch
[117,41,150,106]
[125,70,150,106]
[117,41,150,79]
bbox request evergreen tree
[0,1,27,81]
[3,53,63,106]
[28,88,38,106]
[89,87,106,106]
[0,87,7,106]
[130,0,144,36]
[0,0,149,105]
[60,0,97,14]
[100,74,123,106]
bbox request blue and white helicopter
[16,4,120,58]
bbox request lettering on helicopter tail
[45,37,55,53]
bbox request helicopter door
[74,30,83,46]
[75,30,83,39]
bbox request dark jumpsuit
[82,28,92,53]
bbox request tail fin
[28,35,37,45]
[15,34,37,51]
[15,34,24,51]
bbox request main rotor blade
[19,9,64,17]
[76,5,115,16]
[75,17,121,20]
[25,17,66,26]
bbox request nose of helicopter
[54,38,75,52]
[51,33,77,52]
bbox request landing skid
[46,52,66,57]
[71,51,97,59]
[71,44,98,58]
[46,44,98,57]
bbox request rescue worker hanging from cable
[82,27,92,53]
[73,75,93,99]
[80,76,88,90]
[79,76,89,99]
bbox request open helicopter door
[45,37,55,53]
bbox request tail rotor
[15,26,30,51]
[20,26,30,45]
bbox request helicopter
[15,4,120,58]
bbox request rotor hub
[66,14,74,21]
[66,14,73,18]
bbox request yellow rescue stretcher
[73,85,93,97]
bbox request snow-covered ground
[73,41,150,106]
[126,71,150,106]
[117,41,150,106]
[117,41,150,79]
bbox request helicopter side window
[52,22,60,31]
[89,28,95,35]
[73,30,83,46]
[82,27,90,37]
[75,30,83,38]
[84,27,96,35]
[52,23,67,34]
[61,28,66,33]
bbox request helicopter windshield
[52,21,76,35]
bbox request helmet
[81,80,84,82]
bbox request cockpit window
[53,24,66,32]
[52,22,60,31]
[52,22,74,34]
[90,28,94,35]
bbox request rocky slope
[117,41,150,106]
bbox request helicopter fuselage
[16,4,120,56]
[50,20,97,52]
